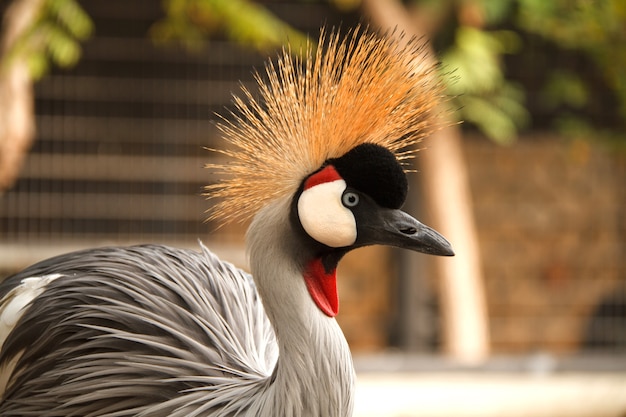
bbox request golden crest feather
[206,28,443,224]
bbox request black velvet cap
[327,143,408,209]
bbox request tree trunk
[0,0,42,192]
[362,0,489,362]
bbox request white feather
[0,273,62,349]
[0,273,62,397]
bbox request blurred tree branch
[0,0,307,193]
[151,0,309,52]
[0,0,92,192]
[361,0,490,363]
[0,0,42,193]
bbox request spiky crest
[206,27,443,224]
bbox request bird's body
[0,240,352,416]
[0,199,355,417]
[0,29,451,416]
[0,244,278,416]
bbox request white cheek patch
[297,179,357,248]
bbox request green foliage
[151,0,310,53]
[516,0,621,49]
[417,0,626,142]
[515,0,626,130]
[542,70,589,110]
[4,0,624,144]
[3,0,93,79]
[441,26,528,144]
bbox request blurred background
[0,0,625,416]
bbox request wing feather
[0,244,277,416]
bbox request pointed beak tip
[426,239,454,257]
[417,225,455,257]
[442,246,455,257]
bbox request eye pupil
[342,192,359,207]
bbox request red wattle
[303,258,338,317]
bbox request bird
[0,28,453,416]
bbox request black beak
[356,208,454,256]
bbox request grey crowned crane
[0,29,453,416]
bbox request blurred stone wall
[464,134,626,353]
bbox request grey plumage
[0,197,357,416]
[0,244,278,416]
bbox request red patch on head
[303,165,342,190]
[303,258,338,317]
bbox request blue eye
[342,192,359,207]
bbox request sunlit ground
[352,355,626,417]
[354,373,626,417]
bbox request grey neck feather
[246,197,355,417]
